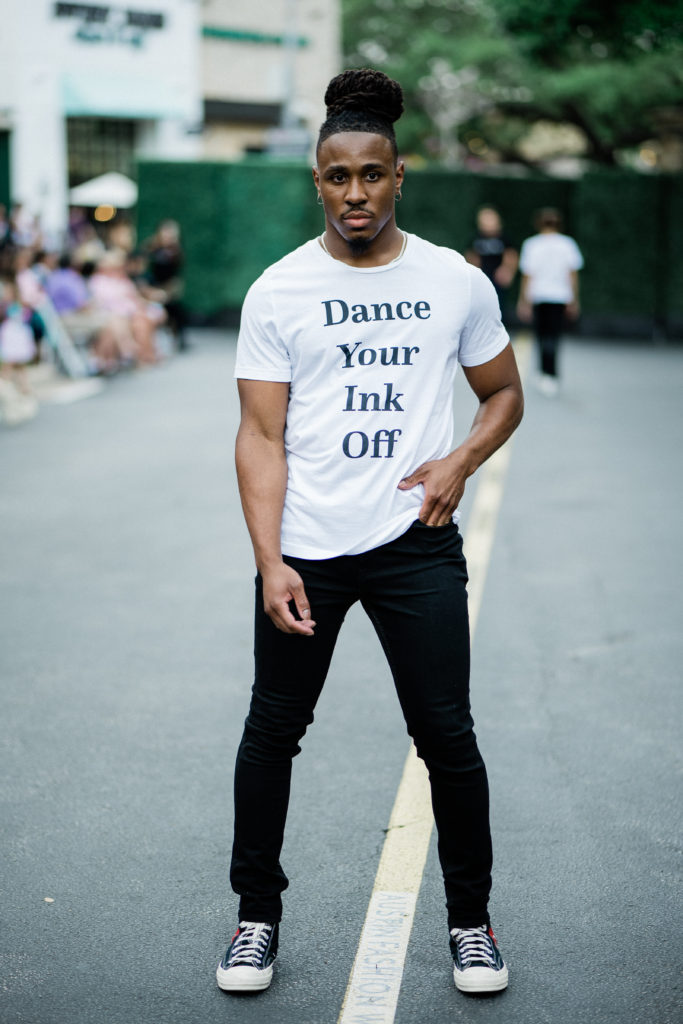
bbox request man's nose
[345,177,367,205]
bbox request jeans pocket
[413,518,455,530]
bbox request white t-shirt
[519,232,583,304]
[235,232,509,559]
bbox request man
[217,69,523,999]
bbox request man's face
[313,132,404,250]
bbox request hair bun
[325,69,404,124]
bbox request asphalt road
[1,331,681,1024]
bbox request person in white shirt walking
[517,208,583,395]
[216,68,524,1000]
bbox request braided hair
[317,69,404,159]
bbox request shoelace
[227,922,272,968]
[451,925,496,968]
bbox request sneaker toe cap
[216,963,273,992]
[454,963,509,993]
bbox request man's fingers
[290,579,313,622]
[269,582,316,635]
[420,504,447,526]
[270,599,316,635]
[420,492,455,526]
[262,565,316,635]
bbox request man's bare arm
[397,344,524,525]
[516,273,532,322]
[567,269,580,320]
[494,247,519,289]
[236,379,315,635]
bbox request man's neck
[322,222,405,268]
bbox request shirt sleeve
[566,237,584,270]
[458,264,510,367]
[234,279,292,382]
[519,239,531,273]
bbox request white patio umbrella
[68,172,138,208]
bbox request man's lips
[343,211,372,226]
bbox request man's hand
[397,451,469,526]
[262,562,316,635]
[399,345,523,526]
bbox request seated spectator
[73,224,106,268]
[15,247,45,308]
[0,204,10,252]
[67,207,90,251]
[108,219,135,255]
[142,220,187,350]
[0,205,13,275]
[14,248,47,361]
[30,250,59,289]
[89,249,165,366]
[0,276,37,395]
[47,254,136,374]
[10,204,41,249]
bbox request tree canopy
[342,0,683,169]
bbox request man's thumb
[398,471,419,490]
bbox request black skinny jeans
[230,521,493,930]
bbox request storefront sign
[54,3,164,47]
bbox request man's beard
[346,235,372,257]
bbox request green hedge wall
[573,172,660,319]
[665,176,683,320]
[137,159,683,336]
[137,160,323,314]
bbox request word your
[323,299,431,326]
[338,343,419,369]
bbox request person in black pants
[517,208,583,396]
[142,220,187,351]
[466,206,518,326]
[216,68,524,998]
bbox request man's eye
[367,173,380,181]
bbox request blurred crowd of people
[0,204,187,413]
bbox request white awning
[68,172,138,208]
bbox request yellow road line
[337,336,531,1024]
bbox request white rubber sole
[216,962,274,992]
[453,963,509,993]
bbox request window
[67,118,137,186]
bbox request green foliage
[342,0,683,166]
[494,0,683,62]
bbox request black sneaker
[450,923,508,993]
[216,921,278,992]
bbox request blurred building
[0,0,340,242]
[200,0,340,159]
[0,0,202,241]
